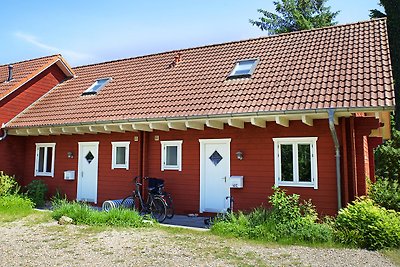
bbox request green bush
[334,197,400,250]
[211,187,333,244]
[52,200,150,228]
[0,194,34,221]
[25,180,48,208]
[0,171,19,196]
[369,178,400,212]
[374,116,400,183]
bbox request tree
[370,1,400,130]
[250,0,339,35]
[374,116,400,182]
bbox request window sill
[162,166,181,171]
[276,182,317,189]
[35,173,54,177]
[112,165,129,170]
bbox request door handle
[221,177,226,182]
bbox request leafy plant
[0,171,19,196]
[369,178,400,212]
[52,200,150,228]
[25,180,48,208]
[50,188,67,207]
[374,116,400,182]
[211,187,333,244]
[334,197,400,250]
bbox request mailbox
[229,176,243,188]
[64,170,75,180]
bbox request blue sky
[0,0,382,66]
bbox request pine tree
[250,0,339,35]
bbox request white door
[77,142,99,203]
[199,139,231,213]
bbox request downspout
[328,109,342,211]
[0,124,7,141]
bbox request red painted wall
[353,117,380,196]
[21,133,140,204]
[146,120,339,216]
[0,136,25,180]
[0,65,66,125]
[16,116,382,217]
[0,64,67,178]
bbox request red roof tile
[6,18,395,128]
[0,55,62,100]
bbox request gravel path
[0,215,396,267]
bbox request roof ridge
[0,54,60,67]
[73,18,386,69]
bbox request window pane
[166,146,178,166]
[281,144,293,181]
[233,60,255,76]
[116,147,126,165]
[46,147,53,173]
[38,147,45,172]
[298,144,312,182]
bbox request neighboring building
[0,18,394,215]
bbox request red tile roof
[6,18,395,128]
[0,55,65,101]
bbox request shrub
[52,200,149,228]
[211,187,333,244]
[0,194,34,221]
[334,197,400,250]
[0,171,19,196]
[369,178,400,212]
[25,180,48,208]
[50,188,68,207]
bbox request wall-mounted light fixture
[235,151,244,160]
[67,151,74,159]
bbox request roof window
[228,59,259,79]
[82,78,111,95]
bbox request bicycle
[121,176,167,223]
[147,177,174,219]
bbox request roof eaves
[4,105,395,130]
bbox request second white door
[200,139,231,213]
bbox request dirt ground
[0,214,397,267]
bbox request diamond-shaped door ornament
[209,150,223,166]
[85,151,95,164]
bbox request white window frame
[161,140,183,171]
[111,141,130,170]
[273,137,318,189]
[35,143,56,177]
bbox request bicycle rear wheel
[120,196,135,210]
[163,193,174,219]
[150,196,167,223]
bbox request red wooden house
[0,19,395,216]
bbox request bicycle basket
[148,178,164,194]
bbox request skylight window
[228,59,259,79]
[82,78,111,95]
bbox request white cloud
[14,32,94,64]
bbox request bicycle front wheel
[150,196,167,223]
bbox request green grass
[52,200,151,228]
[381,248,400,266]
[0,194,34,222]
[210,209,335,247]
